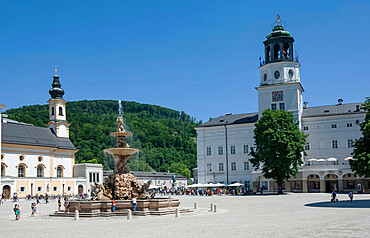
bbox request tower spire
[49,67,64,99]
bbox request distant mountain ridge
[5,100,200,177]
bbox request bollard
[127,209,132,220]
[210,203,213,212]
[74,210,79,221]
[175,208,180,217]
[194,202,197,209]
[213,204,217,212]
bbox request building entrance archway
[325,174,338,192]
[2,185,11,199]
[307,174,320,192]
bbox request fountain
[51,101,190,217]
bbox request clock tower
[256,16,304,127]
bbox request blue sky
[0,0,369,122]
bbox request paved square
[1,193,369,238]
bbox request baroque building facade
[196,22,369,193]
[0,70,103,199]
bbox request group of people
[331,190,354,202]
[148,187,250,197]
[111,197,137,212]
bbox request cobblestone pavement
[0,193,369,238]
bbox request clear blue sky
[0,0,369,122]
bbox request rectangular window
[20,187,26,192]
[219,163,224,172]
[305,142,310,150]
[218,146,223,155]
[279,103,285,111]
[244,162,248,170]
[347,139,354,148]
[231,162,236,171]
[67,186,72,192]
[303,126,309,130]
[332,140,338,149]
[245,181,250,189]
[331,124,337,128]
[53,186,58,192]
[96,173,99,183]
[243,145,249,154]
[206,147,211,156]
[230,146,236,154]
[207,163,212,172]
[89,173,93,183]
[347,123,352,127]
[271,104,277,111]
[37,187,43,192]
[247,161,250,170]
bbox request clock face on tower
[272,91,284,102]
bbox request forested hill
[5,100,201,178]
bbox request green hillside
[5,100,200,178]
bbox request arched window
[57,166,63,177]
[18,165,25,177]
[274,44,280,61]
[19,155,24,161]
[58,107,63,116]
[283,43,289,59]
[37,165,43,177]
[51,106,55,116]
[266,46,271,62]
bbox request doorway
[2,185,10,199]
[78,185,83,195]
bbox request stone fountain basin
[68,198,180,213]
[104,148,139,156]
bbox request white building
[1,70,103,199]
[196,22,368,193]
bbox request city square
[0,193,370,237]
[1,1,369,237]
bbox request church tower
[256,16,304,127]
[46,67,70,138]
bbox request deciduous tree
[250,109,307,194]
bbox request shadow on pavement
[305,199,370,208]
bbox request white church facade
[196,22,369,193]
[0,70,103,199]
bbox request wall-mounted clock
[272,91,284,102]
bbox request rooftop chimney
[338,99,343,105]
[303,101,308,109]
[1,114,8,123]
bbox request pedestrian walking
[58,197,62,211]
[31,203,36,216]
[331,190,337,202]
[65,198,70,212]
[36,195,40,204]
[14,204,20,220]
[45,193,49,204]
[112,199,116,212]
[132,197,137,211]
[349,190,353,202]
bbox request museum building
[195,21,369,193]
[0,71,103,199]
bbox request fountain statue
[100,115,152,200]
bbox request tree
[250,109,307,194]
[350,97,370,178]
[168,162,191,178]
